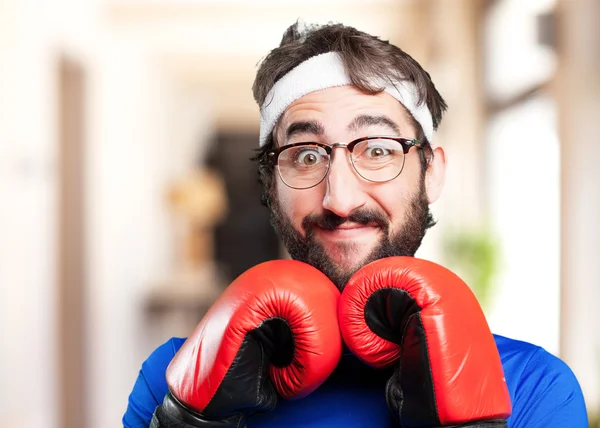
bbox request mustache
[301,208,389,232]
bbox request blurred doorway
[207,133,281,283]
[57,55,88,428]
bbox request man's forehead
[276,86,414,136]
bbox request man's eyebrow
[347,114,401,135]
[284,120,326,141]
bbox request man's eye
[295,149,323,166]
[366,146,392,158]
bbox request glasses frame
[267,135,421,189]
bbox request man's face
[269,85,445,289]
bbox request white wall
[486,95,561,355]
[0,1,59,426]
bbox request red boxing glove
[151,260,342,427]
[339,256,512,428]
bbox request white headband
[258,51,434,147]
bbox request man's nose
[322,149,367,217]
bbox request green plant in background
[441,226,502,312]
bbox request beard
[268,177,435,290]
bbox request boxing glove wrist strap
[150,393,244,428]
[427,421,506,428]
[456,421,507,427]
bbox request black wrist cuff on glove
[150,393,244,428]
[450,421,507,428]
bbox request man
[123,22,588,427]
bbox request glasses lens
[277,144,330,189]
[351,138,406,182]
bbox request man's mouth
[316,223,381,240]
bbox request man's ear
[425,146,446,204]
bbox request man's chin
[328,251,371,273]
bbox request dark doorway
[206,133,281,284]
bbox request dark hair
[251,21,447,207]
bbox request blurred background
[1,0,599,426]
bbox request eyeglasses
[267,136,422,190]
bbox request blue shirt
[123,335,588,427]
